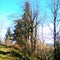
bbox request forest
[0,0,60,60]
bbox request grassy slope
[0,43,53,60]
[0,44,24,60]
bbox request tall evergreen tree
[13,1,39,53]
[13,20,26,47]
[5,27,12,46]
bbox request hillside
[0,44,31,60]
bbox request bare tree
[45,0,60,60]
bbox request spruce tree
[5,27,11,46]
[13,1,38,53]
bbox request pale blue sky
[0,0,58,44]
[0,0,24,38]
[0,0,45,37]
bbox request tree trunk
[54,7,57,60]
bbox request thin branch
[45,19,53,32]
[33,20,40,28]
[33,11,38,21]
[56,19,60,26]
[56,29,60,35]
[48,23,53,32]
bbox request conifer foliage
[13,1,38,53]
[5,27,12,46]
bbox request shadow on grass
[0,51,22,58]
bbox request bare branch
[48,24,53,32]
[45,19,53,32]
[56,29,60,35]
[33,20,40,28]
[56,19,60,26]
[33,11,38,21]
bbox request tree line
[4,0,60,60]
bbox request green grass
[0,44,22,60]
[0,44,31,60]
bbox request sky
[0,0,36,37]
[0,0,59,44]
[0,0,24,38]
